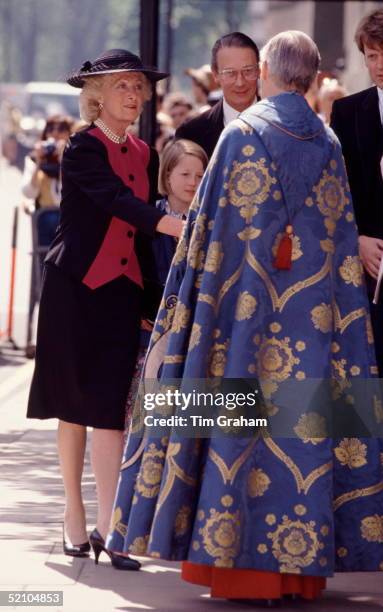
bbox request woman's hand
[156,215,184,238]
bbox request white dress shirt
[379,88,383,181]
[377,86,383,124]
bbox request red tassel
[273,225,293,270]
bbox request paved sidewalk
[0,356,382,611]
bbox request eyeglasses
[218,66,258,83]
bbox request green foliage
[0,0,250,87]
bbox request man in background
[331,9,383,374]
[176,31,259,158]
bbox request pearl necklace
[94,118,128,144]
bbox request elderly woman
[107,32,382,602]
[27,49,183,569]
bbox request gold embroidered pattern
[235,291,257,321]
[257,544,268,553]
[136,443,166,498]
[334,439,367,469]
[221,495,234,508]
[187,213,207,269]
[208,340,230,377]
[242,144,255,156]
[128,535,149,555]
[238,226,261,241]
[265,514,276,525]
[247,468,271,497]
[215,261,245,315]
[172,302,190,333]
[313,170,349,220]
[189,323,202,350]
[205,241,224,273]
[294,505,307,516]
[264,438,332,494]
[257,336,300,383]
[173,236,188,265]
[333,304,366,335]
[209,440,256,484]
[311,303,333,333]
[155,443,197,514]
[163,355,185,364]
[198,293,216,308]
[200,508,241,567]
[339,256,363,287]
[267,516,321,573]
[246,245,330,312]
[110,507,126,537]
[225,158,276,220]
[270,322,282,333]
[333,482,383,511]
[360,515,383,543]
[235,118,254,135]
[366,316,374,344]
[294,413,327,445]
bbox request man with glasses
[176,32,259,158]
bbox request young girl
[124,139,208,429]
[154,138,208,285]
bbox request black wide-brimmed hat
[67,48,169,88]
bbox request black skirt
[27,263,142,430]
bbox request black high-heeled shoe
[62,524,90,557]
[89,528,141,571]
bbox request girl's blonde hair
[158,139,208,196]
[79,72,152,123]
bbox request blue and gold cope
[107,93,383,576]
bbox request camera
[39,138,60,178]
[40,138,58,161]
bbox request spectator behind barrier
[21,114,74,211]
[21,114,74,248]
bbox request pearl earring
[99,103,103,110]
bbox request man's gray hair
[260,31,320,94]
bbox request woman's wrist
[156,215,183,238]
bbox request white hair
[79,72,152,123]
[260,30,320,94]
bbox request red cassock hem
[181,561,326,600]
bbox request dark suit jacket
[175,99,224,159]
[331,86,383,239]
[46,127,164,283]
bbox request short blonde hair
[79,72,152,123]
[158,139,208,196]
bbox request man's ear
[212,70,221,88]
[260,60,268,81]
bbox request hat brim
[67,67,169,88]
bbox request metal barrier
[25,206,60,358]
[0,206,20,351]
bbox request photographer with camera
[21,114,74,245]
[22,115,74,358]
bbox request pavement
[0,353,382,612]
